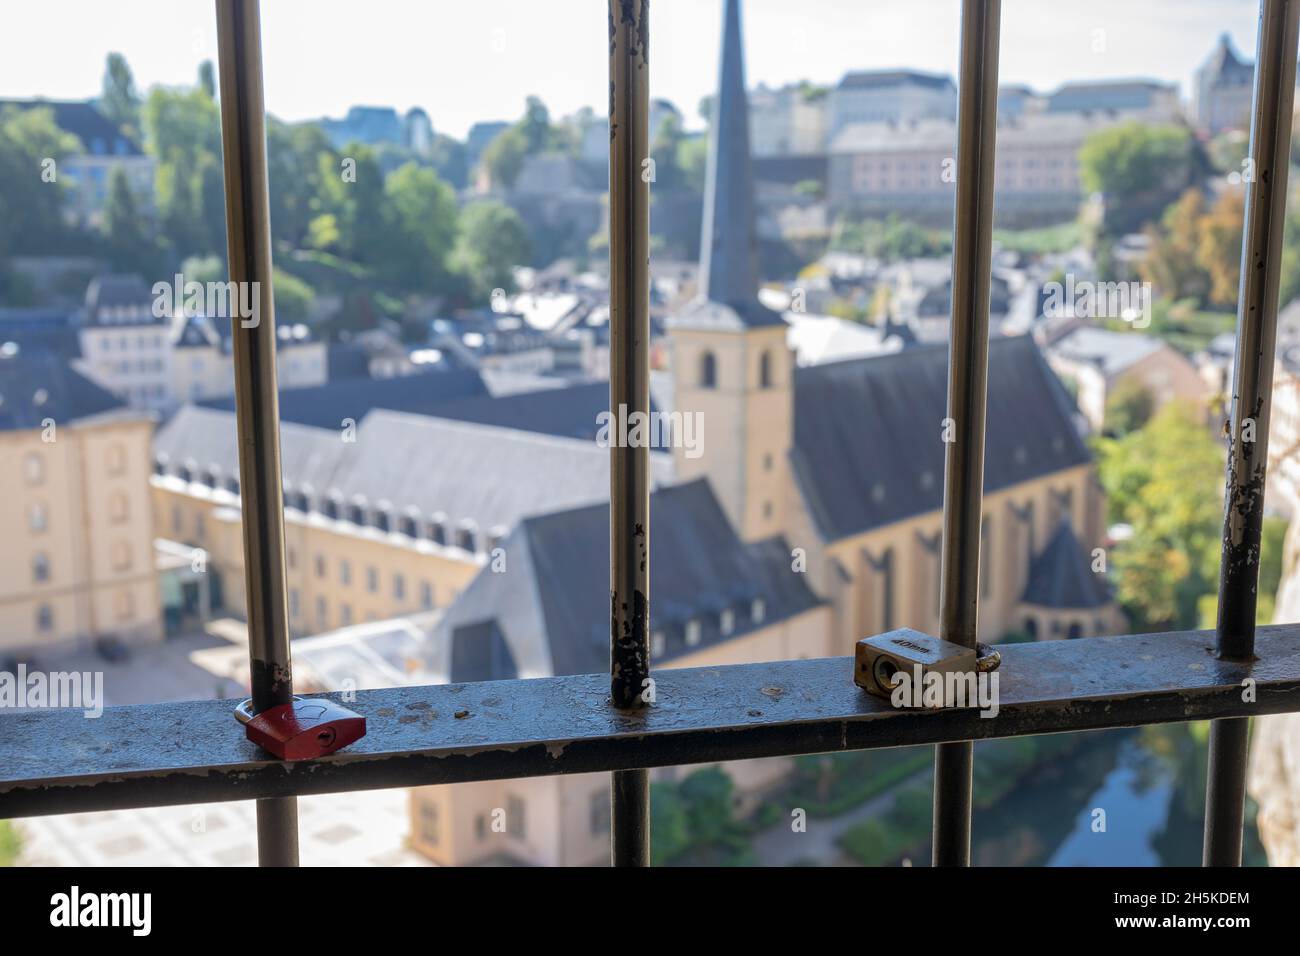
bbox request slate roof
[434,479,825,681]
[837,70,954,92]
[0,346,130,431]
[790,335,1090,541]
[198,367,490,428]
[154,405,673,540]
[1048,326,1165,378]
[0,309,83,360]
[1022,521,1111,609]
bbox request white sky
[0,0,1263,139]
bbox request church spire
[694,0,781,326]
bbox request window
[110,492,129,523]
[759,350,772,388]
[32,552,50,583]
[36,604,53,633]
[287,547,297,570]
[456,525,477,553]
[394,574,405,601]
[700,350,717,388]
[751,598,765,623]
[340,560,351,586]
[651,631,665,657]
[720,608,735,636]
[315,596,327,628]
[367,566,378,593]
[399,514,418,538]
[28,503,47,533]
[114,591,134,622]
[685,619,701,647]
[289,589,300,619]
[427,518,446,546]
[315,554,326,579]
[420,581,434,609]
[340,604,353,626]
[24,453,43,486]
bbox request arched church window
[700,351,717,388]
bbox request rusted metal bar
[933,0,1001,868]
[1205,0,1300,867]
[607,0,652,867]
[214,0,299,867]
[5,626,1300,820]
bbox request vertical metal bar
[1205,0,1300,867]
[607,0,652,867]
[214,0,299,868]
[933,0,1000,868]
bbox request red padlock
[235,696,366,761]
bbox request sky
[0,0,1265,139]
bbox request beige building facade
[0,364,162,656]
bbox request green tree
[480,125,528,190]
[1079,122,1193,201]
[519,95,552,153]
[1097,402,1225,629]
[267,119,335,246]
[1140,188,1210,303]
[100,53,140,138]
[1196,188,1244,307]
[649,782,691,865]
[0,106,79,254]
[102,165,156,274]
[678,767,735,845]
[1103,378,1155,437]
[198,60,216,100]
[381,163,459,293]
[142,86,222,257]
[451,200,531,299]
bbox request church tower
[668,0,792,543]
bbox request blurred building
[1193,33,1256,135]
[1044,78,1182,123]
[748,82,828,156]
[1046,326,1210,433]
[829,112,1121,227]
[0,346,162,656]
[827,69,956,135]
[0,98,155,229]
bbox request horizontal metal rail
[3,625,1299,819]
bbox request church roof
[790,335,1090,541]
[1022,520,1112,609]
[434,479,824,681]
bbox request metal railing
[2,0,1300,868]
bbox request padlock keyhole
[317,728,337,749]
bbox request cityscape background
[2,0,1299,868]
